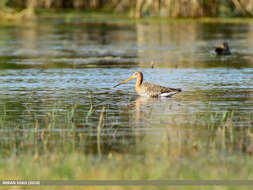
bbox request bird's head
[221,42,229,49]
[113,72,143,88]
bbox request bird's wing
[142,82,181,97]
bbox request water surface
[0,18,252,157]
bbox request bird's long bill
[113,76,134,88]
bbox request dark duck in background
[215,42,231,55]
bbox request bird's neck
[136,76,143,91]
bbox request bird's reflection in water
[135,96,181,123]
[134,96,199,158]
[135,97,159,123]
[134,96,173,144]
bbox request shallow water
[0,18,253,156]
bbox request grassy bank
[37,9,253,23]
[0,103,252,189]
[2,8,253,24]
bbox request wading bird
[113,72,181,97]
[215,42,231,55]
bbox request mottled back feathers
[137,82,181,97]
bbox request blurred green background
[0,1,253,189]
[1,0,253,19]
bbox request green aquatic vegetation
[0,105,6,128]
[97,106,105,157]
[0,102,252,187]
[85,93,94,123]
